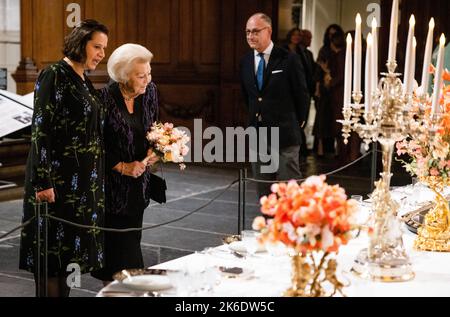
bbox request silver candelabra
[339,61,415,282]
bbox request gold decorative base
[284,252,347,297]
[414,232,450,252]
[351,249,415,282]
[414,177,450,252]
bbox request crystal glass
[241,230,259,256]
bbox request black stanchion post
[242,169,247,231]
[43,202,48,297]
[371,143,378,192]
[35,203,41,298]
[238,169,242,235]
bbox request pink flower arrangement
[252,175,357,254]
[396,78,450,178]
[146,122,190,170]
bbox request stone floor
[0,151,412,297]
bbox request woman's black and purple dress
[91,81,159,281]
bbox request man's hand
[36,188,55,203]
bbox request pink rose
[430,168,440,176]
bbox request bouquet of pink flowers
[252,175,357,254]
[146,122,190,170]
[396,73,450,178]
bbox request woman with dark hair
[19,19,109,297]
[313,24,345,158]
[283,27,302,54]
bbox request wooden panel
[142,0,172,64]
[116,0,139,45]
[178,0,194,65]
[33,0,64,67]
[199,0,220,65]
[20,0,33,58]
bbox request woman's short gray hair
[107,43,154,83]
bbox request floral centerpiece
[146,122,190,170]
[395,70,450,252]
[252,175,358,297]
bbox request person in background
[91,43,160,284]
[313,24,344,159]
[240,13,309,199]
[19,20,109,297]
[299,29,316,161]
[282,28,312,162]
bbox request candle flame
[429,18,435,29]
[372,17,378,29]
[409,15,415,26]
[346,33,353,44]
[440,34,446,47]
[356,13,362,25]
[367,33,373,46]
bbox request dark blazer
[240,45,309,149]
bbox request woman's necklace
[119,85,135,102]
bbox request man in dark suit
[240,13,309,198]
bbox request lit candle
[371,17,379,87]
[388,0,399,63]
[354,13,362,93]
[365,33,373,113]
[344,34,353,106]
[421,18,435,95]
[407,37,417,95]
[404,15,415,94]
[432,34,446,115]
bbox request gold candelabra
[339,61,415,282]
[407,113,450,252]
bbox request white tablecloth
[98,185,450,297]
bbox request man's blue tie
[256,52,265,90]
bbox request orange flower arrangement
[252,175,358,254]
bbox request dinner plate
[113,268,168,282]
[228,241,265,254]
[122,275,173,292]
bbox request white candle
[421,18,435,95]
[354,14,362,93]
[365,33,373,113]
[344,34,353,106]
[407,37,417,95]
[432,34,446,115]
[372,17,379,87]
[388,0,399,63]
[404,15,415,94]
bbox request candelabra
[339,61,415,282]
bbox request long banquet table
[97,185,450,297]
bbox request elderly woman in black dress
[91,44,160,284]
[19,20,109,297]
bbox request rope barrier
[243,151,373,184]
[0,216,36,241]
[8,179,239,235]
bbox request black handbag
[149,173,167,204]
